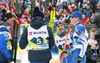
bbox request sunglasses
[70,16,76,18]
[70,16,79,19]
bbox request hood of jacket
[0,21,10,30]
[30,16,45,29]
[0,21,9,26]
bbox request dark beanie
[54,20,63,27]
[2,10,13,21]
[2,9,6,13]
[33,7,44,18]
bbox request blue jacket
[0,21,13,62]
[73,23,88,57]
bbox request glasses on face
[70,16,76,18]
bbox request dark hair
[94,13,100,28]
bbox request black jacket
[19,16,54,61]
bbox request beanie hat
[2,9,6,13]
[54,20,63,27]
[87,1,90,4]
[2,10,13,21]
[72,11,82,21]
[33,7,44,18]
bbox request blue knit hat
[54,20,63,27]
[72,11,82,21]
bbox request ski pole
[61,25,72,63]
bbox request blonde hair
[90,28,97,33]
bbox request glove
[62,51,67,53]
[8,57,13,62]
[61,51,67,56]
[74,36,79,39]
[77,56,82,63]
[61,51,71,57]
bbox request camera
[95,33,100,62]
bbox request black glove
[8,57,13,62]
[62,51,67,53]
[86,49,95,56]
[77,56,82,63]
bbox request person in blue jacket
[51,20,73,63]
[0,10,15,63]
[70,11,89,63]
[19,7,54,63]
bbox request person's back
[19,7,54,63]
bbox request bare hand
[91,44,98,49]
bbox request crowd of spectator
[0,0,100,63]
[0,0,97,23]
[0,0,100,26]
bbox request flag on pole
[49,10,55,32]
[15,18,21,25]
[13,13,21,25]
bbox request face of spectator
[92,13,95,16]
[73,0,76,3]
[90,32,96,39]
[26,0,28,2]
[56,24,64,34]
[52,0,54,2]
[70,8,73,12]
[6,17,15,25]
[63,10,66,13]
[87,6,90,10]
[59,2,61,5]
[59,16,63,20]
[22,15,25,18]
[52,7,55,10]
[27,5,31,8]
[49,3,51,6]
[97,4,100,9]
[83,1,85,3]
[46,8,48,10]
[82,14,85,19]
[69,1,71,4]
[0,8,2,11]
[21,3,23,7]
[37,0,39,2]
[29,14,31,18]
[24,10,27,14]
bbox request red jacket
[81,17,87,25]
[67,3,72,13]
